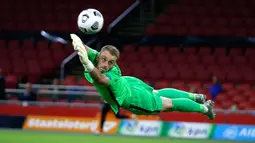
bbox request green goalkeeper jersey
[83,48,131,114]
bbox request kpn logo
[172,123,186,135]
[125,120,138,132]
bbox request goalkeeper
[71,34,215,120]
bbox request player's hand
[70,34,89,65]
[70,34,83,51]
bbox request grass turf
[0,129,239,143]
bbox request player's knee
[160,97,173,111]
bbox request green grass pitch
[0,129,240,143]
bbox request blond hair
[100,45,120,59]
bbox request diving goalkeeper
[70,34,215,120]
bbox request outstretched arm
[70,34,109,86]
[87,67,110,86]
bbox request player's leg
[99,103,111,133]
[126,89,215,120]
[160,96,215,120]
[155,88,206,104]
[115,111,129,119]
[124,76,214,119]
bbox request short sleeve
[103,66,121,86]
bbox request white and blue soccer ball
[77,8,104,35]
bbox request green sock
[157,88,195,100]
[169,98,206,113]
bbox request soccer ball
[77,9,104,35]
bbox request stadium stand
[146,0,255,36]
[0,0,134,32]
[0,40,72,84]
[1,42,254,110]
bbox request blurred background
[0,0,255,142]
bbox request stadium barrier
[0,114,254,142]
[22,115,120,134]
[0,100,254,124]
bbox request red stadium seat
[170,55,186,64]
[179,70,195,81]
[232,56,247,65]
[0,59,12,75]
[141,53,154,62]
[163,70,179,81]
[0,40,6,48]
[222,82,235,90]
[195,70,211,81]
[154,80,170,89]
[123,45,136,53]
[62,76,76,85]
[186,55,200,65]
[5,74,18,88]
[156,14,169,25]
[40,59,55,74]
[168,47,181,55]
[64,43,74,55]
[183,47,197,55]
[214,48,227,56]
[237,84,252,91]
[153,46,166,55]
[226,71,242,82]
[198,47,212,55]
[245,48,255,57]
[22,40,35,49]
[147,68,164,81]
[8,40,20,49]
[37,41,49,49]
[189,81,202,88]
[217,56,232,65]
[221,101,233,109]
[145,24,156,36]
[243,70,255,83]
[125,53,139,62]
[229,48,243,56]
[78,78,92,86]
[137,46,151,54]
[156,54,169,63]
[232,96,246,105]
[201,55,215,65]
[132,67,147,80]
[0,47,9,58]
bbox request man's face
[212,76,218,84]
[97,50,117,73]
[26,83,32,92]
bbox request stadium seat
[123,45,136,53]
[5,74,18,88]
[154,80,170,89]
[186,55,200,65]
[198,47,212,55]
[214,48,227,56]
[137,46,151,54]
[229,48,243,56]
[245,48,255,57]
[153,46,166,55]
[62,76,77,85]
[237,84,252,91]
[183,47,197,55]
[232,56,247,65]
[217,56,232,65]
[201,55,216,65]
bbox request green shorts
[122,76,163,115]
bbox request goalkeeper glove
[70,34,94,72]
